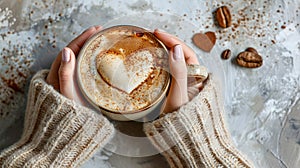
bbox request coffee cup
[77,25,208,121]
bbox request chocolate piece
[192,31,216,52]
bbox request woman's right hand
[46,26,102,105]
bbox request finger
[47,25,102,90]
[58,47,76,99]
[67,25,102,56]
[162,45,189,114]
[154,29,199,65]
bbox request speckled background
[0,0,299,167]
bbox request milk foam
[97,50,154,94]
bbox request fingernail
[62,48,70,62]
[155,28,166,33]
[173,45,183,60]
[95,25,102,30]
[83,26,97,34]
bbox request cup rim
[76,25,170,115]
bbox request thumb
[58,47,76,100]
[162,45,188,114]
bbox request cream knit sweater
[0,71,115,168]
[0,70,253,168]
[144,78,254,168]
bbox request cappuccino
[77,26,169,114]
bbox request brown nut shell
[245,47,258,54]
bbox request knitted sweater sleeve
[0,70,115,168]
[144,78,254,168]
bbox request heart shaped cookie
[192,31,216,52]
[97,49,154,94]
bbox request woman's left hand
[153,29,205,114]
[46,26,102,105]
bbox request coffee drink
[215,6,232,28]
[221,49,231,59]
[236,51,263,68]
[77,26,170,115]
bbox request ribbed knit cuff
[0,70,115,168]
[144,78,254,168]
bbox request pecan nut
[236,51,263,68]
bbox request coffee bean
[236,51,263,68]
[221,49,231,59]
[245,47,258,54]
[215,6,232,28]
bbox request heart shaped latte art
[97,49,154,94]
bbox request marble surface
[0,0,299,167]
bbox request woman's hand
[154,29,204,114]
[46,26,102,105]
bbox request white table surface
[0,0,299,167]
